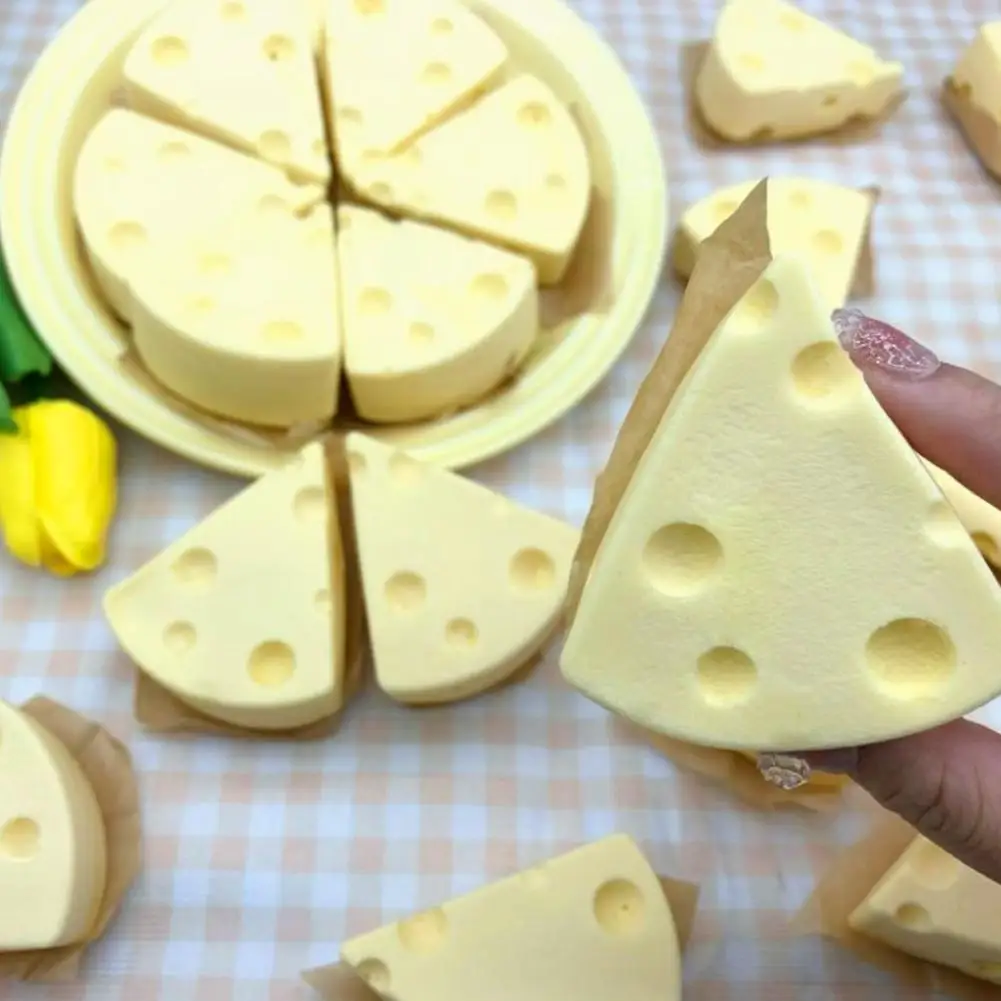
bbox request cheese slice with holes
[560,255,1001,751]
[695,0,904,142]
[340,833,682,1000]
[122,0,330,183]
[338,205,538,423]
[323,0,507,167]
[923,461,1001,572]
[103,443,345,730]
[345,432,578,703]
[344,74,590,285]
[945,24,1001,180]
[0,700,107,950]
[849,835,1001,985]
[674,178,874,310]
[74,108,324,320]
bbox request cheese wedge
[674,178,874,310]
[74,108,323,320]
[345,432,579,703]
[945,23,1001,180]
[343,74,590,285]
[923,461,1001,571]
[338,205,538,423]
[340,833,682,1001]
[849,835,1001,984]
[695,0,904,142]
[560,254,1001,751]
[0,700,107,950]
[323,0,507,168]
[103,443,345,730]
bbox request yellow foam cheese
[696,0,904,142]
[922,461,1001,571]
[674,178,874,310]
[323,0,507,167]
[345,432,579,704]
[338,205,538,423]
[123,0,330,183]
[344,74,590,285]
[561,255,1001,751]
[849,835,1001,985]
[947,23,1001,178]
[0,700,107,951]
[103,443,345,730]
[341,833,682,1000]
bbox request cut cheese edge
[674,178,874,310]
[343,74,590,284]
[341,833,682,1001]
[345,432,579,703]
[338,205,538,423]
[922,460,1001,571]
[946,23,1001,179]
[695,0,904,142]
[103,442,345,730]
[849,835,1001,985]
[323,0,507,162]
[0,700,107,950]
[122,0,330,183]
[560,254,1001,751]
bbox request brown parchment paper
[301,873,699,1000]
[133,433,369,739]
[680,41,906,150]
[795,809,1001,1001]
[942,77,1001,183]
[0,697,141,982]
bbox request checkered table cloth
[2,0,1001,997]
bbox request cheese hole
[643,523,722,596]
[430,16,453,34]
[470,273,509,300]
[258,130,292,165]
[220,0,246,21]
[711,198,738,226]
[198,252,232,276]
[293,485,326,522]
[738,52,764,72]
[315,589,331,611]
[368,181,393,201]
[339,106,364,126]
[103,155,127,172]
[894,903,931,930]
[157,140,190,161]
[727,278,779,333]
[790,342,856,402]
[388,451,423,485]
[420,62,452,85]
[446,618,478,647]
[779,10,807,29]
[545,172,566,190]
[973,530,1000,564]
[866,619,956,699]
[696,646,757,707]
[789,188,812,209]
[385,572,426,611]
[925,502,968,548]
[848,60,876,86]
[171,547,218,588]
[347,450,367,474]
[108,220,147,253]
[263,320,304,343]
[353,0,385,13]
[812,229,844,255]
[593,879,645,935]
[151,35,189,67]
[397,908,448,952]
[0,818,40,860]
[355,960,390,990]
[909,840,961,890]
[518,101,552,128]
[187,295,216,315]
[822,94,839,108]
[358,287,393,315]
[485,189,518,221]
[247,640,296,687]
[510,548,556,591]
[163,621,197,655]
[263,34,296,61]
[408,321,434,344]
[258,193,290,216]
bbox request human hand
[759,308,1001,885]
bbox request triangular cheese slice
[560,252,1001,751]
[345,432,579,703]
[849,835,1001,985]
[695,0,903,141]
[343,74,590,285]
[103,443,345,730]
[923,461,1001,571]
[946,24,1001,181]
[673,178,874,310]
[0,700,107,950]
[122,0,330,183]
[323,0,507,165]
[338,205,537,423]
[340,834,682,1001]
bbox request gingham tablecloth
[3,1,1001,998]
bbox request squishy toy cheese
[944,23,1001,180]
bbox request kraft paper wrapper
[133,434,369,739]
[942,77,1001,183]
[795,809,1001,1001]
[301,873,699,1000]
[0,697,141,982]
[681,41,906,150]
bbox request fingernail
[803,748,860,775]
[756,753,811,790]
[832,308,940,380]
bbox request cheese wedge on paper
[560,252,1001,751]
[338,205,538,423]
[849,835,1001,984]
[345,432,578,703]
[123,0,330,183]
[673,178,874,309]
[695,0,903,142]
[340,833,682,1001]
[103,443,345,730]
[323,0,506,166]
[344,74,590,284]
[0,700,107,950]
[945,23,1001,180]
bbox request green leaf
[0,238,53,384]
